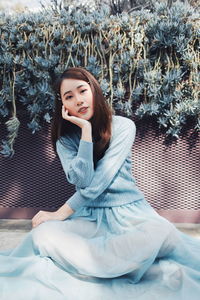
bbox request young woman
[0,67,200,299]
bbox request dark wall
[1,113,200,222]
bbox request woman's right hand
[62,105,91,129]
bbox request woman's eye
[81,89,87,93]
[65,95,73,100]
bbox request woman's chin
[78,112,93,120]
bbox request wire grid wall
[0,113,200,220]
[132,118,200,210]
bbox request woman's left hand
[31,210,64,228]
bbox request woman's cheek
[66,109,71,116]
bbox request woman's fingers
[61,105,91,129]
[32,210,61,228]
[62,105,69,120]
[32,215,42,228]
[32,211,49,228]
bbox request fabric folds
[0,199,200,300]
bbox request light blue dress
[1,115,200,300]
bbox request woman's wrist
[81,123,92,142]
[55,203,74,220]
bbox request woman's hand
[32,210,65,228]
[31,203,74,228]
[62,105,91,129]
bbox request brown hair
[51,67,115,168]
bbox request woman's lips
[79,107,88,114]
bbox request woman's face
[60,78,94,120]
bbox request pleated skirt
[1,198,200,300]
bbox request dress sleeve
[56,137,94,188]
[66,117,136,211]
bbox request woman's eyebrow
[63,84,87,97]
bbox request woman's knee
[151,216,176,235]
[31,220,61,254]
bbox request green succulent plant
[0,0,199,157]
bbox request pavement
[0,219,32,251]
[0,219,200,251]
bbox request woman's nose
[75,95,84,105]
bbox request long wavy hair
[51,67,115,168]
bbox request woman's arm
[81,122,92,142]
[56,124,94,188]
[32,202,74,228]
[57,106,94,188]
[66,117,136,212]
[55,202,75,219]
[32,115,94,228]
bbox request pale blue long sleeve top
[56,115,145,211]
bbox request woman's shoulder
[112,114,136,130]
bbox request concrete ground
[0,219,200,251]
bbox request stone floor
[0,219,200,251]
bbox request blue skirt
[1,198,200,300]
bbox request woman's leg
[31,216,182,281]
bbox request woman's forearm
[55,124,92,221]
[55,202,75,220]
[81,123,92,142]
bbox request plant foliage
[0,0,199,157]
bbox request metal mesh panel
[0,115,75,210]
[0,112,200,221]
[132,118,200,210]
